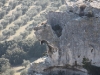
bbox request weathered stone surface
[28,0,100,75]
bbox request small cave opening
[51,24,62,37]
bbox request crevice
[40,40,56,57]
[79,4,86,17]
[43,65,85,73]
[91,49,93,53]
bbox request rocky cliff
[28,0,100,75]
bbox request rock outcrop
[28,0,100,75]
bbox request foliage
[21,5,28,15]
[20,31,30,39]
[9,25,20,31]
[0,36,7,41]
[20,69,28,75]
[12,11,22,20]
[14,20,24,26]
[0,10,6,19]
[0,41,11,57]
[26,24,34,31]
[1,20,9,28]
[3,48,27,65]
[21,15,30,24]
[2,29,15,36]
[0,58,10,73]
[82,57,90,65]
[1,69,15,75]
[13,35,23,42]
[0,0,7,4]
[0,24,3,30]
[0,39,46,66]
[9,1,18,9]
[35,0,49,10]
[26,7,38,17]
[82,57,100,75]
[22,59,30,68]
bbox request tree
[0,58,10,73]
[22,60,30,68]
[1,70,15,75]
[3,48,27,65]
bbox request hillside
[0,0,66,42]
[0,0,67,75]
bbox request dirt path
[12,66,25,75]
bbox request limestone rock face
[28,0,100,75]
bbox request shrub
[36,6,42,12]
[21,5,28,15]
[0,36,7,41]
[3,48,27,65]
[2,29,15,36]
[28,41,46,57]
[1,69,15,75]
[9,25,19,31]
[50,1,62,7]
[0,0,7,4]
[21,15,30,24]
[26,24,34,31]
[5,5,12,12]
[20,31,30,39]
[12,11,22,20]
[1,20,9,28]
[14,20,24,26]
[9,1,18,9]
[21,0,32,6]
[35,0,49,10]
[20,69,28,75]
[4,16,12,23]
[0,2,3,7]
[22,60,30,68]
[4,15,15,23]
[0,10,6,19]
[0,58,10,73]
[14,35,23,42]
[26,8,38,17]
[0,24,3,30]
